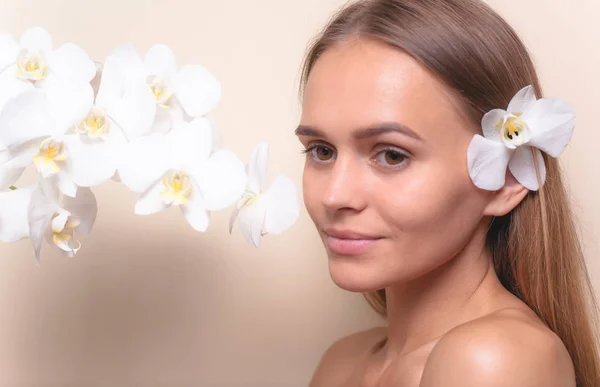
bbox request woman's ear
[483,170,530,217]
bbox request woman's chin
[327,258,387,293]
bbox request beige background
[0,0,598,386]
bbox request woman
[295,0,600,386]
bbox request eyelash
[301,144,410,169]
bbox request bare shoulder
[419,308,576,387]
[309,326,386,387]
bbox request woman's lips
[326,236,380,256]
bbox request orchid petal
[237,196,268,247]
[95,55,125,111]
[205,114,223,151]
[61,186,97,236]
[110,81,156,139]
[56,174,78,198]
[19,27,52,54]
[521,98,575,157]
[150,108,174,134]
[228,203,242,234]
[0,166,25,189]
[0,64,17,82]
[2,139,39,168]
[467,134,513,191]
[0,142,26,189]
[144,44,177,80]
[174,64,222,117]
[263,175,300,234]
[181,183,210,232]
[38,174,60,201]
[0,77,34,112]
[65,128,127,187]
[50,210,68,232]
[168,97,186,124]
[47,43,96,83]
[198,149,246,211]
[481,109,505,142]
[0,33,19,72]
[134,178,168,215]
[507,85,537,114]
[247,141,268,193]
[508,146,546,191]
[0,88,50,147]
[28,182,58,264]
[149,97,185,135]
[118,133,170,193]
[168,118,213,171]
[110,43,145,83]
[45,80,94,132]
[0,185,34,242]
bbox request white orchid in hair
[118,118,246,232]
[229,142,300,247]
[110,43,222,134]
[467,85,575,191]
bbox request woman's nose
[321,155,367,213]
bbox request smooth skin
[297,38,576,387]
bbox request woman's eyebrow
[294,125,324,137]
[295,122,423,142]
[354,122,423,141]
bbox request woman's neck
[381,223,508,359]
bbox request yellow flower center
[76,107,110,138]
[160,171,192,205]
[240,188,258,208]
[147,75,173,108]
[15,49,47,81]
[32,138,67,177]
[496,112,529,147]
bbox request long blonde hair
[299,0,600,385]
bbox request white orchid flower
[0,75,34,114]
[229,142,300,247]
[118,117,246,232]
[0,138,25,189]
[0,82,93,197]
[0,76,41,189]
[0,26,96,88]
[26,178,97,264]
[0,179,96,264]
[467,85,575,191]
[65,55,156,187]
[0,184,35,243]
[110,43,222,133]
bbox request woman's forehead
[301,39,468,139]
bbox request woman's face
[298,38,493,292]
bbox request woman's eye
[375,149,407,167]
[307,145,335,162]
